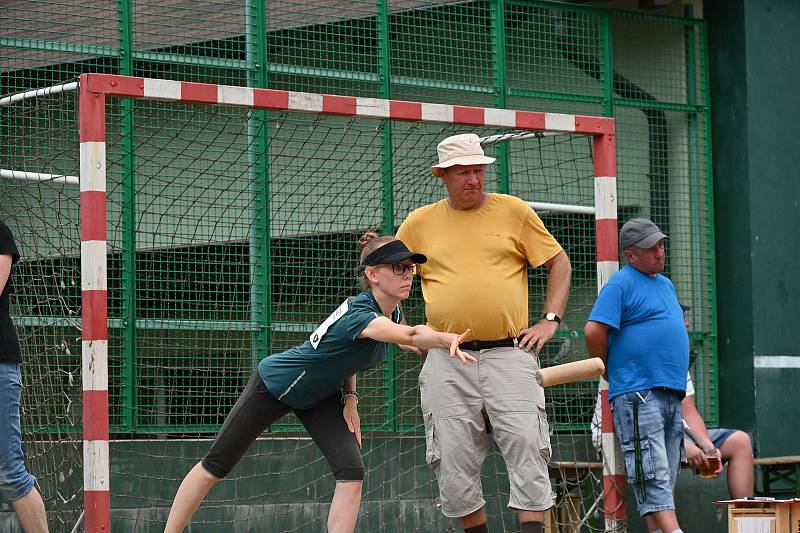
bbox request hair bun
[358,231,380,250]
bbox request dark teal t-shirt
[258,292,401,409]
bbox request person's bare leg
[327,481,362,533]
[518,510,544,523]
[12,487,48,533]
[164,462,220,533]
[518,510,545,532]
[644,509,680,533]
[720,431,754,498]
[459,506,488,529]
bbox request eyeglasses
[381,263,418,276]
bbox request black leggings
[201,371,364,481]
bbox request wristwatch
[541,312,562,324]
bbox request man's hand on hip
[517,319,559,355]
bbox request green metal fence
[1,0,717,429]
[1,1,715,530]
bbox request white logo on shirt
[310,299,349,349]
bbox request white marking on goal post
[144,78,182,100]
[356,97,390,118]
[288,92,323,112]
[484,108,516,128]
[82,340,109,392]
[81,241,107,291]
[544,112,576,132]
[594,176,617,220]
[79,143,106,192]
[596,261,619,290]
[218,85,254,107]
[84,440,110,491]
[421,102,453,122]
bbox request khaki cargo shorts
[419,346,554,518]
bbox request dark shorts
[688,427,737,453]
[201,371,364,481]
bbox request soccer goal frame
[68,72,623,532]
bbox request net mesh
[1,85,610,531]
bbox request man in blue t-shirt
[584,218,688,533]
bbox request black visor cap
[360,239,427,267]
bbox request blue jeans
[0,363,35,501]
[611,388,683,516]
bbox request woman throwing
[164,233,473,533]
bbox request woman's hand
[343,397,362,448]
[449,328,476,364]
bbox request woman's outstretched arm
[358,318,474,364]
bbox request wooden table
[717,498,800,533]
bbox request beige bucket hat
[431,133,496,177]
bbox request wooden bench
[546,456,800,498]
[754,455,800,497]
[548,460,602,480]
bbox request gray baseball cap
[619,218,669,249]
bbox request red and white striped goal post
[73,72,623,532]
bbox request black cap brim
[360,239,427,266]
[376,250,427,264]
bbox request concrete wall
[706,0,800,457]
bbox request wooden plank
[754,456,800,466]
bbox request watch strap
[542,312,562,324]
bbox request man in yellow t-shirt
[396,133,571,533]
